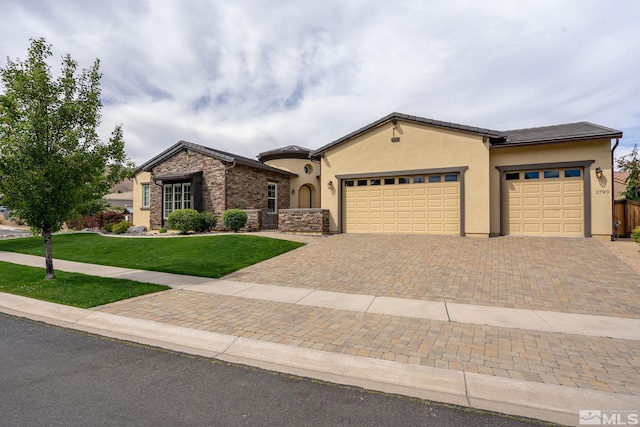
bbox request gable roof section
[258,145,312,162]
[135,140,296,176]
[495,122,623,147]
[310,112,503,158]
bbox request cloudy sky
[1,0,639,165]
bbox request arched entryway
[298,184,313,208]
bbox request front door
[299,185,312,208]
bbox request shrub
[158,227,167,234]
[222,209,248,232]
[67,210,124,231]
[167,209,201,234]
[102,223,114,232]
[197,212,217,232]
[112,220,133,234]
[632,226,640,245]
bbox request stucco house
[132,112,622,239]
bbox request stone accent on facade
[148,148,291,230]
[241,209,262,232]
[226,163,290,229]
[278,209,330,234]
[149,149,226,229]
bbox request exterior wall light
[595,167,603,179]
[327,180,333,189]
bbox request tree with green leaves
[0,38,131,279]
[617,144,640,201]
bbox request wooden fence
[614,199,640,237]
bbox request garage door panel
[543,209,561,219]
[542,183,561,193]
[506,169,583,236]
[343,174,460,234]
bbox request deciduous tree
[617,144,640,201]
[0,38,131,279]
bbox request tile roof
[135,141,296,176]
[258,145,313,161]
[496,122,623,146]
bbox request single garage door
[505,168,583,236]
[343,173,460,234]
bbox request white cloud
[1,0,639,164]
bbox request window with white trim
[163,182,192,219]
[267,183,277,214]
[142,184,150,208]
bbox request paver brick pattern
[97,290,640,396]
[227,235,640,318]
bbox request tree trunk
[42,225,55,280]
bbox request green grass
[0,261,169,308]
[0,233,304,278]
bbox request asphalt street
[0,313,548,427]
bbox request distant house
[132,112,623,239]
[105,178,133,209]
[614,171,638,200]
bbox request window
[413,176,425,184]
[444,174,458,182]
[505,173,520,181]
[142,184,150,208]
[370,179,381,186]
[344,180,354,187]
[398,177,410,184]
[357,179,368,186]
[428,175,441,183]
[543,170,560,179]
[303,164,313,174]
[267,183,277,214]
[564,169,581,178]
[164,182,192,219]
[384,178,395,185]
[524,171,539,180]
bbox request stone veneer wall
[226,163,290,228]
[148,148,291,230]
[278,209,329,234]
[149,149,226,229]
[241,209,262,232]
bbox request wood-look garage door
[343,174,460,234]
[505,168,583,236]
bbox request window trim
[267,183,277,214]
[141,183,150,209]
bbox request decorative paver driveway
[226,234,640,318]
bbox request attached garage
[339,168,466,235]
[505,167,584,236]
[311,113,621,239]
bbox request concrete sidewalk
[1,252,639,425]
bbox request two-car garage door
[343,173,460,234]
[505,167,584,236]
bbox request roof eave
[491,132,623,148]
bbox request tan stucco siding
[489,139,613,238]
[132,171,151,229]
[264,158,321,208]
[320,121,491,234]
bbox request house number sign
[595,190,610,195]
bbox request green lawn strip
[0,233,304,278]
[0,261,169,308]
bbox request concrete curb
[2,293,639,426]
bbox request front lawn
[0,261,169,308]
[0,233,304,278]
